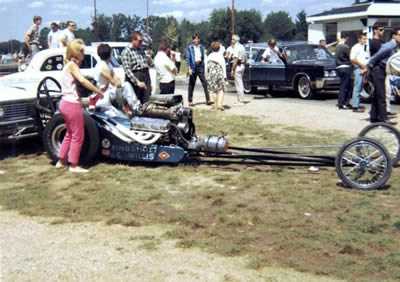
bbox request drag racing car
[37,77,400,191]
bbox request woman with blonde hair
[56,39,104,173]
[206,41,227,110]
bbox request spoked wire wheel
[359,123,400,166]
[336,137,392,190]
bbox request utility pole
[146,0,149,33]
[93,0,97,39]
[231,0,235,36]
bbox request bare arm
[100,67,122,87]
[68,62,103,96]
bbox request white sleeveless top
[95,60,114,91]
[61,62,80,103]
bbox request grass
[1,110,400,282]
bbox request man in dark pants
[335,32,353,109]
[186,33,211,107]
[121,31,151,104]
[368,27,400,125]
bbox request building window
[325,23,338,44]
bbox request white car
[0,84,40,141]
[0,47,125,95]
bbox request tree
[263,11,295,41]
[95,14,112,41]
[208,8,231,46]
[295,10,308,41]
[236,9,263,43]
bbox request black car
[243,42,340,99]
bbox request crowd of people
[24,16,77,59]
[335,23,399,125]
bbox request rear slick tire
[42,112,100,165]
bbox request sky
[0,0,353,41]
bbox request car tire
[296,76,314,99]
[42,112,100,165]
[243,80,257,94]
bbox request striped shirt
[121,46,148,85]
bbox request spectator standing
[60,21,77,47]
[368,27,400,125]
[370,23,385,57]
[206,41,227,111]
[262,39,286,64]
[336,32,353,110]
[350,32,369,112]
[154,40,177,94]
[56,39,104,173]
[121,31,152,104]
[48,22,62,49]
[230,34,247,104]
[24,16,42,58]
[171,45,181,74]
[186,33,211,107]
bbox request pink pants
[59,99,85,166]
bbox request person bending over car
[56,39,104,173]
[94,43,138,114]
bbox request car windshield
[285,45,334,63]
[111,47,125,67]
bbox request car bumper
[314,78,340,90]
[0,118,39,141]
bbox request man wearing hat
[48,21,62,49]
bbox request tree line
[0,8,308,54]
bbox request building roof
[307,0,400,22]
[310,3,370,17]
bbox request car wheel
[297,76,314,99]
[42,112,100,165]
[243,80,256,94]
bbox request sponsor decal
[158,151,171,160]
[101,149,111,156]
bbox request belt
[132,68,149,73]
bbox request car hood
[0,84,34,103]
[290,59,336,69]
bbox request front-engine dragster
[36,77,400,191]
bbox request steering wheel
[36,76,62,115]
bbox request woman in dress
[206,41,227,111]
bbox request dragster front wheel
[359,122,400,166]
[335,137,392,190]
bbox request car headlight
[0,106,4,118]
[324,70,337,77]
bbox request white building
[307,0,400,46]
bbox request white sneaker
[55,161,66,169]
[69,166,89,173]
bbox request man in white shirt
[350,32,369,112]
[230,34,247,104]
[60,21,77,47]
[48,22,61,49]
[186,33,210,106]
[155,40,177,94]
[262,39,285,64]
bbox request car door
[248,48,286,87]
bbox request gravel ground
[175,78,400,136]
[0,210,343,282]
[2,80,398,281]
